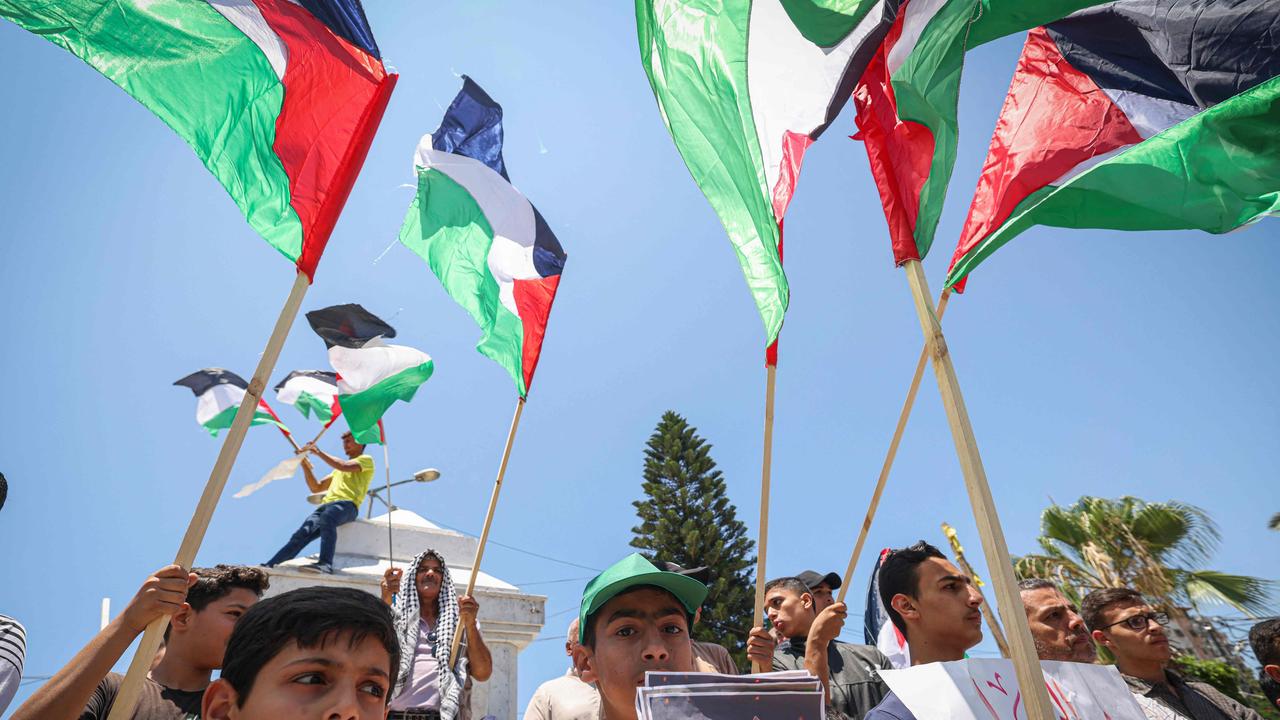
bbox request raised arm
[308,444,365,473]
[805,602,847,702]
[299,456,332,494]
[458,595,493,681]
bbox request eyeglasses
[1100,612,1169,632]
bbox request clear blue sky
[1,3,1276,715]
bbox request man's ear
[890,594,918,625]
[201,678,240,720]
[1091,629,1112,649]
[169,603,195,635]
[572,644,596,684]
[801,593,814,611]
[1265,664,1280,683]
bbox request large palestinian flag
[174,369,288,437]
[946,0,1280,289]
[851,0,1107,265]
[0,0,396,278]
[274,370,340,424]
[398,77,566,398]
[636,0,902,347]
[306,304,433,444]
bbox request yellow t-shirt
[322,454,375,508]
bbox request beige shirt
[523,669,600,720]
[692,640,738,675]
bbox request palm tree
[1016,496,1273,657]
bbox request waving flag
[864,548,910,668]
[851,0,1106,265]
[306,304,433,443]
[398,77,567,398]
[636,0,901,346]
[274,370,340,423]
[0,0,396,278]
[174,369,288,437]
[946,0,1280,289]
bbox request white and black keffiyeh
[392,549,469,720]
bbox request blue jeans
[265,500,358,568]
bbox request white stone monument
[265,509,546,720]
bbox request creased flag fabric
[174,368,287,437]
[306,304,433,444]
[274,370,340,423]
[946,0,1280,289]
[398,77,566,398]
[864,548,910,668]
[851,0,1107,265]
[637,0,901,346]
[0,0,396,278]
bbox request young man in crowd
[796,570,842,614]
[523,619,599,720]
[766,576,890,720]
[264,431,374,574]
[15,564,269,720]
[1083,588,1262,720]
[201,586,400,720]
[864,541,985,720]
[573,553,773,720]
[1249,619,1280,712]
[1018,578,1095,663]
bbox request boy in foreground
[201,586,401,720]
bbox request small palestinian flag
[398,77,566,398]
[174,369,288,437]
[946,0,1280,289]
[306,304,433,444]
[864,548,910,669]
[274,370,340,424]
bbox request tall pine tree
[631,411,756,670]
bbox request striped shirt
[0,615,24,675]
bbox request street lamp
[306,468,444,513]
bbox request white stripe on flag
[195,383,247,425]
[206,0,289,80]
[329,340,433,394]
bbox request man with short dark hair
[264,431,374,574]
[1018,578,1094,663]
[797,570,842,613]
[864,541,985,720]
[1083,588,1262,720]
[15,564,269,720]
[766,576,890,719]
[1248,619,1280,712]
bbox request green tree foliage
[631,411,756,670]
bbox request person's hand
[458,595,480,627]
[381,568,403,596]
[295,442,315,455]
[808,602,847,647]
[746,626,776,668]
[120,565,197,634]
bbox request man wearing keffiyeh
[381,550,493,720]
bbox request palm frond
[1177,569,1275,616]
[1131,499,1219,566]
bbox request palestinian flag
[0,0,396,278]
[398,77,566,398]
[636,0,902,347]
[306,304,433,444]
[273,370,340,424]
[174,369,288,437]
[864,548,910,669]
[947,0,1280,289]
[851,0,1107,265]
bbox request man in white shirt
[523,619,599,720]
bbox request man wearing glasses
[1081,588,1262,720]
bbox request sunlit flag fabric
[636,0,902,347]
[946,0,1280,290]
[274,370,340,423]
[174,369,288,437]
[398,77,567,398]
[851,0,1106,265]
[306,304,433,444]
[863,548,910,668]
[0,0,396,278]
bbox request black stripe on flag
[274,370,339,392]
[1048,0,1280,109]
[306,303,397,349]
[173,368,250,396]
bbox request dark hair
[221,587,400,705]
[1250,619,1280,666]
[1018,578,1056,592]
[164,565,270,641]
[341,431,367,452]
[764,577,810,597]
[582,585,693,649]
[0,472,7,512]
[878,541,946,639]
[1260,671,1280,707]
[1080,588,1145,632]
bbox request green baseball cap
[578,553,708,643]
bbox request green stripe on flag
[946,75,1280,288]
[0,0,304,261]
[781,0,878,46]
[203,405,287,437]
[339,361,435,442]
[294,391,334,423]
[399,167,527,395]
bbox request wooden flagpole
[107,271,311,720]
[751,363,777,673]
[450,396,526,668]
[900,259,1054,720]
[835,290,950,604]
